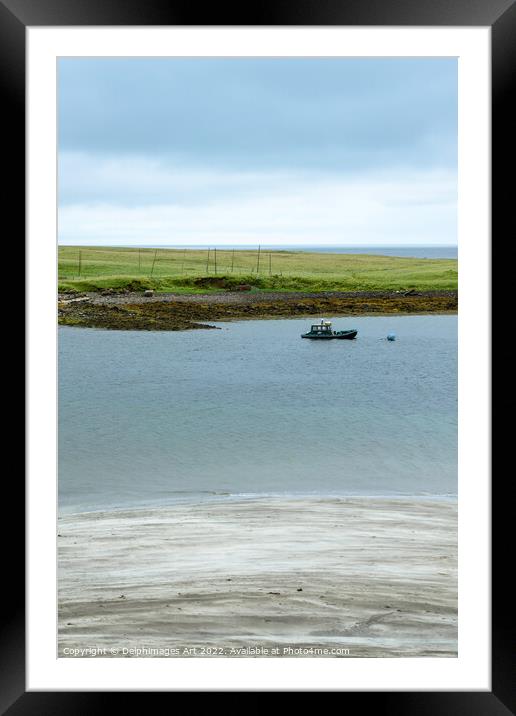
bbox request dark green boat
[301,320,357,340]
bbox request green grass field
[58,246,458,294]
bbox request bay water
[58,315,457,514]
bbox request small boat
[301,320,357,340]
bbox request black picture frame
[7,0,513,709]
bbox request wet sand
[58,497,457,658]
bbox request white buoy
[387,333,396,341]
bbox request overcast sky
[58,57,457,246]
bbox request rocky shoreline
[58,289,458,331]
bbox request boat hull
[301,330,357,340]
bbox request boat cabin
[309,321,333,335]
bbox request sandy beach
[58,497,457,658]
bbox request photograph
[10,3,505,703]
[56,56,459,660]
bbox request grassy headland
[58,246,457,330]
[58,246,457,294]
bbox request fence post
[150,249,158,277]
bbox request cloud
[58,57,457,246]
[58,57,457,172]
[58,157,456,246]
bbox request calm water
[58,316,457,514]
[127,245,458,259]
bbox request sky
[58,58,457,247]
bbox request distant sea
[122,245,458,260]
